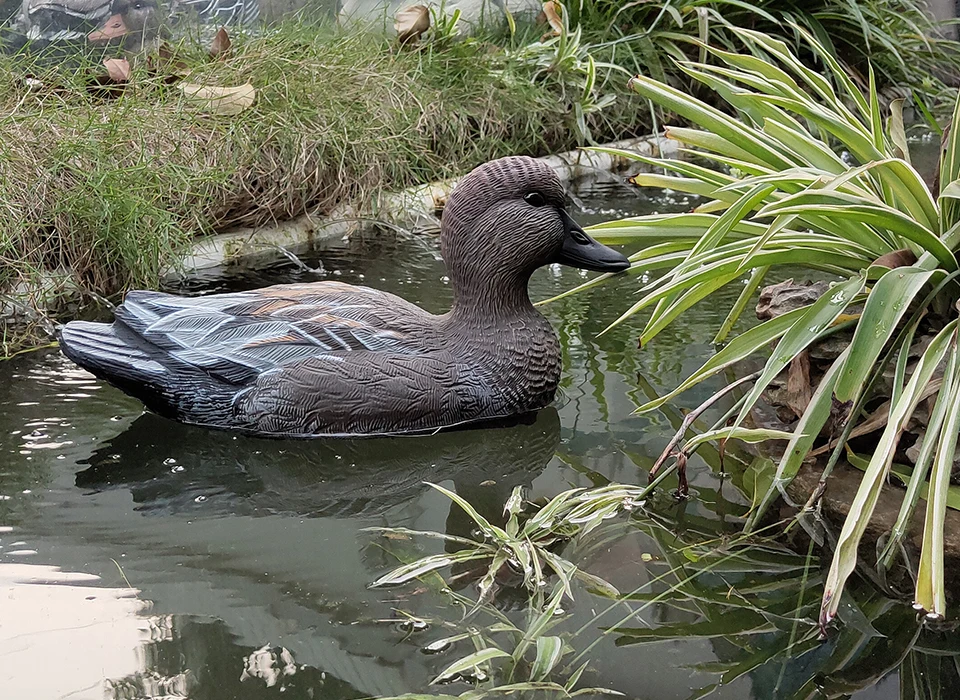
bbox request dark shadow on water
[75,407,561,526]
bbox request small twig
[648,370,762,484]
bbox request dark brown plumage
[59,156,630,437]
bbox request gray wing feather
[111,284,430,386]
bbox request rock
[756,278,831,320]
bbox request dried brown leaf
[209,27,231,59]
[784,350,813,419]
[179,82,255,115]
[147,42,189,81]
[872,248,918,269]
[103,58,131,83]
[395,4,430,45]
[540,1,563,35]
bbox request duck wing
[108,282,432,384]
[59,281,443,428]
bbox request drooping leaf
[732,275,864,428]
[833,268,936,404]
[530,636,566,681]
[821,321,957,627]
[431,647,510,685]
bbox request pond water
[2,168,959,699]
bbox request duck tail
[59,320,165,384]
[58,320,237,426]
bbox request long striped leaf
[628,74,792,169]
[531,636,566,681]
[834,268,937,403]
[821,321,957,627]
[916,343,960,617]
[432,648,510,684]
[635,308,807,413]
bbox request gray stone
[756,278,831,320]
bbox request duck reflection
[75,407,560,529]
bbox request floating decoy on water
[59,156,631,437]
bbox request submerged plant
[552,27,960,626]
[367,482,635,605]
[369,480,957,699]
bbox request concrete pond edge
[166,134,678,276]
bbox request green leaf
[628,74,791,169]
[616,608,775,644]
[431,647,510,685]
[635,307,808,414]
[821,321,957,627]
[733,275,863,427]
[713,265,768,345]
[682,427,796,453]
[426,482,510,543]
[370,550,486,587]
[916,347,960,617]
[834,268,937,403]
[940,91,960,231]
[531,636,566,681]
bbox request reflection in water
[76,407,560,526]
[0,563,147,699]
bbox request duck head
[440,156,629,304]
[88,0,160,47]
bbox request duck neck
[446,270,539,325]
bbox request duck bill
[89,14,129,42]
[554,210,631,273]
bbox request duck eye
[524,192,546,207]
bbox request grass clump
[0,20,639,352]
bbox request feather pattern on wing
[113,283,432,385]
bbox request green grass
[0,20,644,355]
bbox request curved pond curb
[167,135,677,275]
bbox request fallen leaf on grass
[179,82,256,115]
[103,57,131,83]
[209,27,231,59]
[537,1,563,38]
[395,4,430,44]
[146,42,190,83]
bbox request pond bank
[170,134,676,273]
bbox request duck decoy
[59,156,630,437]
